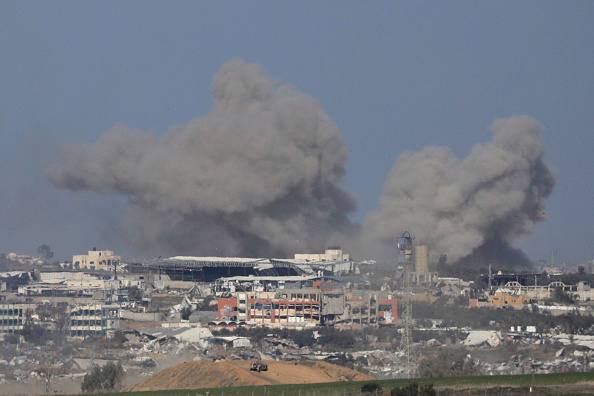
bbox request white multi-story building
[72,248,120,271]
[0,304,28,334]
[69,304,120,338]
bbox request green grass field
[78,372,594,396]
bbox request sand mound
[126,360,375,392]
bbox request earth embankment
[126,360,375,392]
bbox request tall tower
[414,244,428,273]
[397,232,417,378]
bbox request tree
[81,365,102,393]
[37,245,54,263]
[551,287,575,305]
[127,286,143,301]
[361,383,382,393]
[81,361,123,393]
[110,330,127,347]
[578,266,586,275]
[21,309,47,345]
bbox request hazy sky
[1,2,592,264]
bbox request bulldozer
[250,361,268,372]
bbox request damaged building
[69,304,120,338]
[217,282,397,328]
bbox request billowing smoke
[48,59,556,265]
[363,116,556,267]
[48,59,357,257]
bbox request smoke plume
[48,59,556,265]
[363,115,556,267]
[48,59,357,257]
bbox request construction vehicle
[250,361,268,372]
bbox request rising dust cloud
[48,60,556,266]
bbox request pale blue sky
[1,1,592,263]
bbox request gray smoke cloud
[363,116,556,267]
[48,59,555,265]
[48,59,357,257]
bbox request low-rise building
[488,288,531,309]
[72,248,120,271]
[6,253,42,265]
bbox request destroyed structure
[216,281,398,327]
[1,244,594,391]
[139,248,355,282]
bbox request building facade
[72,248,121,271]
[0,304,28,334]
[69,304,120,338]
[488,289,531,309]
[217,288,397,328]
[294,247,350,262]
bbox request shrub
[81,361,124,393]
[361,382,382,393]
[391,382,435,396]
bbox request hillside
[126,360,374,392]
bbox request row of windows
[278,294,320,301]
[250,313,320,320]
[249,303,319,310]
[74,260,117,266]
[378,304,395,311]
[71,320,107,327]
[71,310,105,316]
[0,319,23,326]
[70,330,107,337]
[71,309,119,317]
[0,309,23,317]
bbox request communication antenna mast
[397,231,417,378]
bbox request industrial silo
[414,244,429,273]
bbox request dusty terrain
[126,360,375,392]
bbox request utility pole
[397,232,417,378]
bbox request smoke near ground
[363,115,556,267]
[48,59,357,257]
